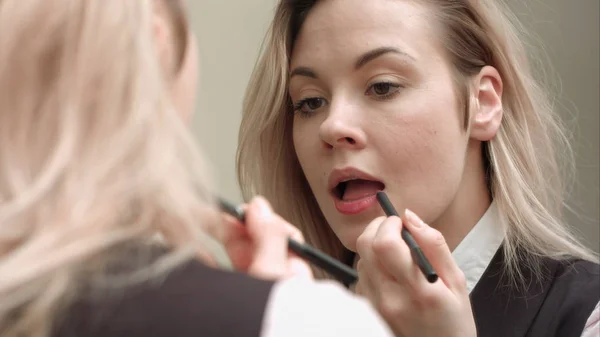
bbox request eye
[366,82,403,100]
[305,98,324,110]
[293,97,327,117]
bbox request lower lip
[334,194,378,215]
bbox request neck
[432,141,491,251]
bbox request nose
[319,99,367,150]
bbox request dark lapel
[469,246,558,337]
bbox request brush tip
[217,197,245,222]
[375,191,398,217]
[427,273,439,283]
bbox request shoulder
[544,258,600,335]
[554,258,599,275]
[549,258,600,312]
[261,278,394,337]
[550,258,599,294]
[54,259,276,337]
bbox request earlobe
[469,66,503,141]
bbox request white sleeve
[260,278,394,337]
[581,301,600,337]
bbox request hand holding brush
[219,196,315,281]
[219,196,358,285]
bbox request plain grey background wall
[190,0,275,205]
[189,1,599,253]
[505,0,599,252]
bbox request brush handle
[287,239,358,285]
[218,198,358,285]
[376,192,438,283]
[218,199,245,222]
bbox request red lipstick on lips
[328,168,385,215]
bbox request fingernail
[404,209,424,228]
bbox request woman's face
[289,0,479,251]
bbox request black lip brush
[217,198,358,286]
[376,191,438,283]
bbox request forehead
[290,0,440,68]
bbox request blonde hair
[0,1,218,336]
[237,0,598,281]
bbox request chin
[322,207,379,253]
[330,224,364,253]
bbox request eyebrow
[290,67,317,79]
[355,46,415,69]
[289,46,415,79]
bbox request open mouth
[333,179,385,202]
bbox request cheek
[292,118,326,186]
[292,121,312,168]
[380,91,464,162]
[386,120,463,175]
[377,93,467,219]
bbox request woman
[0,1,395,337]
[237,0,599,336]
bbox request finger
[220,213,245,240]
[373,216,449,314]
[354,280,363,296]
[371,216,416,286]
[356,258,403,315]
[200,205,229,241]
[269,214,313,279]
[356,216,391,284]
[402,209,466,292]
[285,255,314,280]
[355,216,386,259]
[355,258,377,299]
[356,218,397,301]
[221,217,253,271]
[244,196,288,279]
[281,218,305,243]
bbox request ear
[469,66,503,141]
[152,1,175,75]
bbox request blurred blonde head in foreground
[0,1,220,336]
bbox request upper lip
[327,167,384,195]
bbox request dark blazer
[471,246,599,337]
[53,249,275,337]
